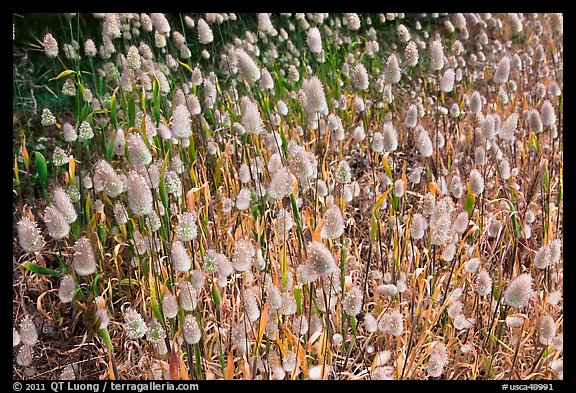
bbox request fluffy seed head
[415,126,433,157]
[470,91,483,113]
[529,110,543,134]
[306,241,337,277]
[147,319,166,344]
[476,270,492,297]
[171,104,192,139]
[344,13,361,30]
[335,160,352,184]
[378,309,404,336]
[73,236,97,276]
[59,274,76,303]
[494,55,510,84]
[500,113,518,141]
[171,241,192,273]
[410,213,428,240]
[19,316,38,346]
[385,54,401,84]
[62,122,77,143]
[404,41,419,67]
[124,307,147,339]
[534,244,552,269]
[404,104,418,128]
[183,314,201,344]
[44,205,70,240]
[127,133,152,166]
[382,122,398,152]
[464,258,481,274]
[94,159,124,197]
[232,238,255,272]
[430,39,444,71]
[539,314,556,344]
[197,18,213,44]
[342,286,362,316]
[300,76,327,114]
[17,216,43,253]
[541,100,556,126]
[268,167,293,200]
[16,344,33,367]
[161,292,178,319]
[235,48,261,84]
[440,68,455,92]
[306,27,322,53]
[43,33,58,58]
[52,186,77,224]
[78,121,94,142]
[126,171,153,216]
[351,63,369,90]
[178,282,198,311]
[176,211,197,242]
[321,204,344,240]
[504,273,534,308]
[244,289,260,323]
[242,99,263,135]
[469,169,484,195]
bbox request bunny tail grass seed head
[73,236,97,276]
[183,314,201,344]
[469,169,484,195]
[385,54,401,84]
[171,240,192,273]
[52,186,77,224]
[127,132,152,166]
[235,48,261,84]
[430,39,444,72]
[476,270,492,297]
[504,273,534,308]
[94,159,124,198]
[44,205,70,240]
[146,319,166,344]
[351,63,369,90]
[197,18,214,45]
[306,27,322,53]
[306,241,337,277]
[415,126,433,157]
[161,292,178,319]
[244,288,260,323]
[176,211,197,242]
[440,68,455,92]
[170,104,192,139]
[17,216,43,253]
[124,307,147,339]
[19,316,38,346]
[58,275,76,303]
[539,314,557,344]
[126,171,153,216]
[494,55,510,85]
[301,76,327,115]
[232,238,256,272]
[242,98,263,135]
[268,166,293,200]
[343,286,362,316]
[178,282,198,311]
[321,204,344,239]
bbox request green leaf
[294,286,302,315]
[119,278,140,286]
[21,262,63,278]
[85,193,91,225]
[212,283,221,306]
[128,92,136,127]
[110,87,119,129]
[97,223,106,244]
[34,152,48,191]
[49,69,76,81]
[153,77,160,125]
[464,190,475,215]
